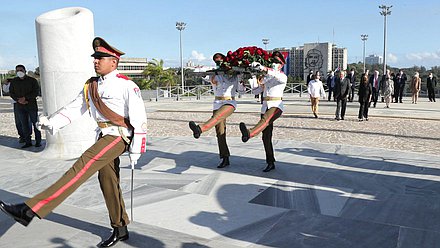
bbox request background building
[365,54,383,65]
[117,57,148,79]
[273,42,348,80]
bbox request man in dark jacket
[395,70,407,103]
[326,71,335,101]
[427,72,437,102]
[9,65,41,148]
[348,68,356,102]
[334,70,351,120]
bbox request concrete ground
[0,94,439,248]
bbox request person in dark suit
[348,68,356,102]
[326,71,335,101]
[358,74,372,121]
[427,72,437,102]
[369,70,380,107]
[395,70,407,103]
[306,70,313,86]
[334,70,351,120]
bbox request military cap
[271,51,286,64]
[91,37,125,59]
[212,53,226,61]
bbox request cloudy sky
[0,0,439,71]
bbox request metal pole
[0,74,3,97]
[262,38,269,50]
[382,14,387,75]
[179,30,184,96]
[361,34,368,73]
[130,161,135,221]
[176,21,186,100]
[380,5,392,75]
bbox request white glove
[129,153,141,168]
[250,62,261,68]
[250,62,265,71]
[37,116,55,135]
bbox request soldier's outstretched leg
[189,104,234,139]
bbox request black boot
[0,201,35,226]
[217,157,230,168]
[189,121,202,139]
[239,122,250,142]
[263,162,275,172]
[99,226,129,247]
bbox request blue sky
[1,0,439,71]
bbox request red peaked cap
[91,37,125,59]
[272,51,286,64]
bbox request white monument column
[36,7,96,159]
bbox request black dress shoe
[239,122,250,142]
[189,121,202,139]
[217,157,230,168]
[0,201,35,226]
[21,143,32,148]
[18,137,25,143]
[263,162,275,172]
[99,226,129,247]
[35,143,42,147]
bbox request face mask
[16,71,25,78]
[271,63,281,71]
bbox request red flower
[217,46,271,70]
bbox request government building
[117,57,148,79]
[273,42,348,80]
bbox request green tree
[141,59,177,90]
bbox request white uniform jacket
[211,74,240,110]
[250,69,287,113]
[48,69,147,154]
[307,79,326,98]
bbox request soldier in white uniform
[0,37,147,248]
[189,53,242,168]
[239,51,287,172]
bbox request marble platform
[1,135,440,248]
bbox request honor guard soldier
[189,53,243,168]
[0,37,147,248]
[239,51,287,172]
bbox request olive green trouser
[26,135,130,228]
[249,107,283,163]
[200,104,235,158]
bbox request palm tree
[141,59,177,89]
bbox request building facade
[117,57,148,79]
[365,54,383,65]
[273,42,347,80]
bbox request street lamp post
[361,34,368,73]
[262,38,269,50]
[379,5,392,75]
[176,21,186,99]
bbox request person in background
[239,51,287,172]
[306,70,313,86]
[348,68,356,102]
[358,73,372,121]
[334,70,351,121]
[411,72,421,104]
[307,71,326,118]
[383,75,394,108]
[2,78,31,144]
[427,72,437,102]
[395,69,407,103]
[326,70,335,101]
[369,70,380,108]
[9,65,41,148]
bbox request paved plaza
[0,94,440,247]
